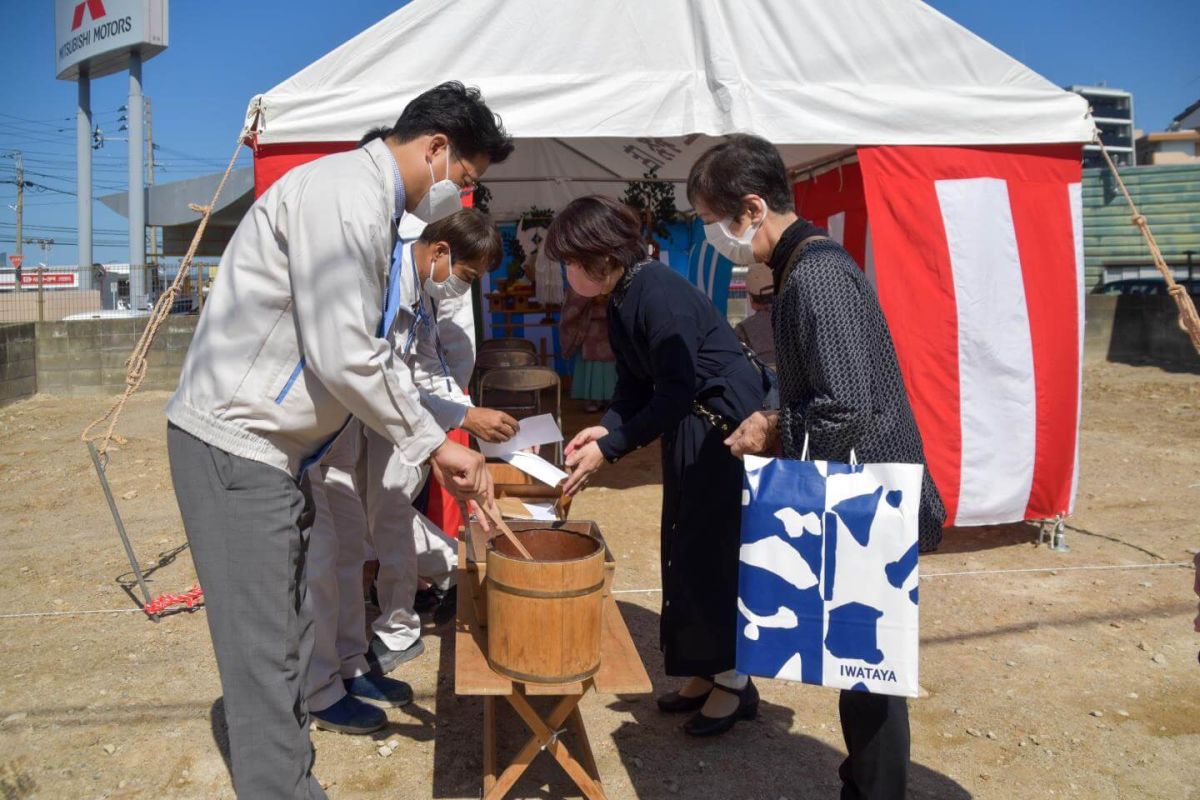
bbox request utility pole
[12,151,21,268]
[3,151,25,291]
[33,238,53,322]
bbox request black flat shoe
[684,679,759,737]
[656,677,714,713]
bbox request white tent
[246,0,1096,527]
[249,0,1093,219]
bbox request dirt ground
[0,360,1197,800]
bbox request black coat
[771,228,946,551]
[597,261,765,676]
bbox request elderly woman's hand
[723,410,779,459]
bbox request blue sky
[1,0,1197,266]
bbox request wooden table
[454,539,651,800]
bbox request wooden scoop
[474,499,534,560]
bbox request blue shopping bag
[735,453,924,698]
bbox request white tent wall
[248,0,1092,220]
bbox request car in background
[62,309,151,321]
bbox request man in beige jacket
[166,82,512,799]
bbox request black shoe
[310,694,387,735]
[656,677,714,713]
[432,587,458,627]
[365,636,426,676]
[684,679,759,737]
[413,586,443,614]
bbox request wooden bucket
[485,527,605,684]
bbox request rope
[142,584,205,616]
[80,121,254,454]
[609,560,1192,594]
[1094,132,1200,354]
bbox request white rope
[919,561,1191,579]
[0,606,207,620]
[609,560,1193,595]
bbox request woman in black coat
[548,195,766,737]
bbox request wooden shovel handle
[476,499,534,560]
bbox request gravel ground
[0,360,1196,799]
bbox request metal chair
[479,366,564,465]
[470,349,538,399]
[479,337,537,356]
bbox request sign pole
[77,67,93,291]
[127,51,145,309]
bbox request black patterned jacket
[773,231,946,551]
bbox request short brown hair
[543,195,646,280]
[418,207,503,271]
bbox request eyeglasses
[454,154,480,189]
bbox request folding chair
[471,348,539,399]
[479,337,537,356]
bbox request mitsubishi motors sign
[54,0,168,81]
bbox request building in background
[1137,130,1200,165]
[1173,98,1200,133]
[1068,84,1135,168]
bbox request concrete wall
[1084,295,1200,370]
[0,323,38,406]
[32,316,197,397]
[1082,163,1200,290]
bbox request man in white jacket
[165,83,512,799]
[305,207,520,734]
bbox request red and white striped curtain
[796,145,1084,527]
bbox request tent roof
[250,0,1093,219]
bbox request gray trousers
[168,424,327,799]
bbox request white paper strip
[500,450,569,487]
[478,413,563,458]
[522,501,559,521]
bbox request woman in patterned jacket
[688,134,946,800]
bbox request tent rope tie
[1094,131,1200,353]
[80,124,252,455]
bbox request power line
[0,221,127,235]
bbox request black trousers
[839,691,910,800]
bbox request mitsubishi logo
[70,0,107,31]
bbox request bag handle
[801,431,857,466]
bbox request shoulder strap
[780,234,829,288]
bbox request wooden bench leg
[483,696,497,795]
[567,705,601,785]
[505,686,608,800]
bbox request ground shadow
[431,594,971,799]
[209,697,232,780]
[1104,294,1200,375]
[934,522,1042,555]
[610,601,973,800]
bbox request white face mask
[424,249,472,301]
[414,147,463,223]
[703,202,762,265]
